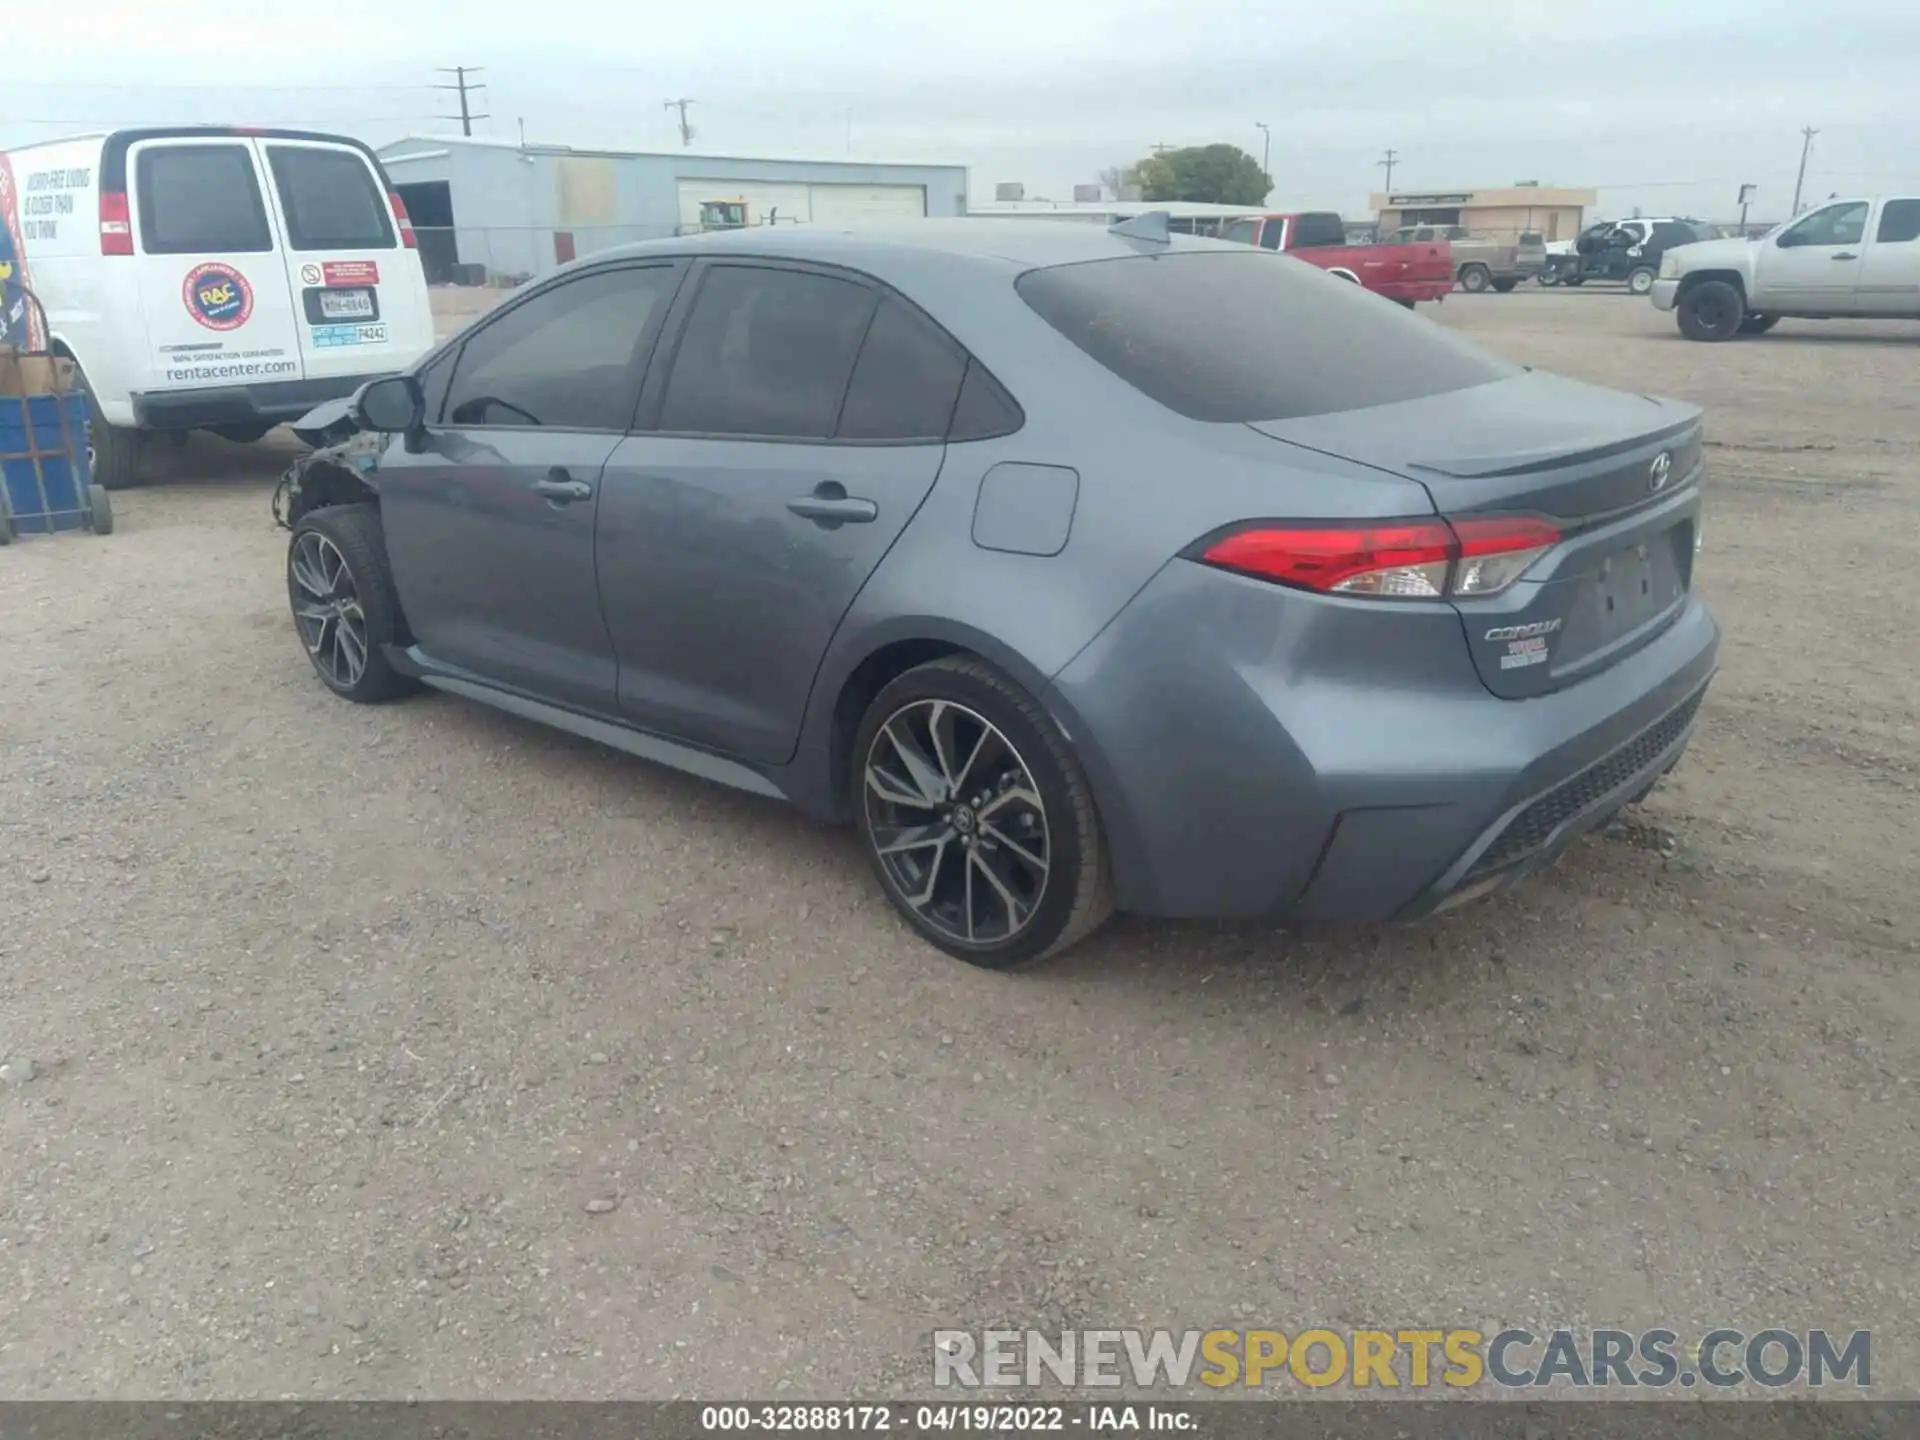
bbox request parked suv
[1541,218,1710,294]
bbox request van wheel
[1677,280,1745,342]
[1627,266,1658,296]
[74,370,143,491]
[1458,264,1491,293]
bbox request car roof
[569,219,1242,276]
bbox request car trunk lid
[1249,370,1704,698]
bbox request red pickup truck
[1219,211,1454,306]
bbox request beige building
[1371,186,1599,244]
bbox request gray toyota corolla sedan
[280,216,1719,969]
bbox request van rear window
[136,145,273,254]
[1015,250,1517,423]
[267,146,395,252]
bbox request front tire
[1627,266,1657,296]
[287,503,414,703]
[1458,264,1491,293]
[852,657,1113,969]
[1677,279,1746,342]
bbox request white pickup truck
[1652,196,1920,340]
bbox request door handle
[787,482,877,526]
[535,468,593,503]
[1832,252,1859,261]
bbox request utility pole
[1737,183,1756,233]
[1791,126,1818,215]
[1378,148,1400,193]
[1254,122,1270,177]
[433,67,488,137]
[518,117,526,147]
[664,99,696,148]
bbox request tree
[1127,144,1272,206]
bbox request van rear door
[257,138,433,382]
[129,136,304,393]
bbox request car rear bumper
[1045,561,1721,924]
[131,373,388,431]
[1650,279,1681,311]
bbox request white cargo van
[0,126,434,488]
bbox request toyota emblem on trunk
[1648,452,1673,492]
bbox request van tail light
[100,191,134,255]
[1193,515,1560,599]
[389,190,417,248]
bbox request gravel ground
[1,290,1915,1400]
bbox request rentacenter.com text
[932,1327,1871,1391]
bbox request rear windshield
[137,145,273,254]
[1015,250,1518,423]
[268,146,395,251]
[1291,213,1348,248]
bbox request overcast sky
[6,0,1917,222]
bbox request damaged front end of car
[271,395,392,531]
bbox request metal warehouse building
[375,135,970,285]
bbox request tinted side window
[659,266,877,438]
[443,265,676,430]
[136,145,272,254]
[1258,222,1284,251]
[1220,219,1258,246]
[1292,213,1347,248]
[1017,251,1517,423]
[947,360,1023,442]
[836,297,967,442]
[267,146,395,251]
[1876,200,1920,244]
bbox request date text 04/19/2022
[700,1404,1198,1433]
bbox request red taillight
[1197,515,1560,599]
[100,191,133,255]
[388,190,417,248]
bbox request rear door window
[835,297,968,442]
[1875,200,1920,244]
[1016,251,1517,423]
[657,265,877,438]
[267,146,395,251]
[136,144,273,254]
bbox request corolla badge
[1648,451,1673,493]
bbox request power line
[6,80,434,94]
[433,67,488,137]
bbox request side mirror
[352,374,424,433]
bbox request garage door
[806,184,928,225]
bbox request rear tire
[1677,279,1746,342]
[1739,314,1780,335]
[1458,264,1491,293]
[287,503,414,704]
[75,368,143,491]
[1491,277,1519,293]
[88,486,114,535]
[852,656,1113,970]
[1627,266,1657,296]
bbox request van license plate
[318,289,375,320]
